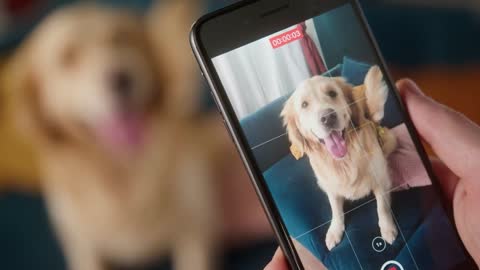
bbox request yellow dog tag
[290,145,304,160]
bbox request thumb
[264,249,289,270]
[397,79,480,180]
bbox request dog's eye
[302,101,309,108]
[327,90,337,98]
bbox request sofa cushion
[263,156,462,269]
[341,56,372,85]
[322,64,343,77]
[240,96,290,172]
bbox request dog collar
[375,124,386,148]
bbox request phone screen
[202,2,472,270]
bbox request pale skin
[264,79,480,269]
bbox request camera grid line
[347,116,420,270]
[293,182,408,240]
[345,230,365,270]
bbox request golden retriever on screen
[281,66,398,250]
[3,2,230,270]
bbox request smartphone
[190,0,477,269]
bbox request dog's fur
[4,3,226,270]
[281,66,398,250]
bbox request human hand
[264,79,480,269]
[399,79,480,266]
[264,241,327,270]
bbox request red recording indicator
[269,26,304,49]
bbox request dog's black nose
[111,70,133,101]
[321,109,337,128]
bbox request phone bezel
[190,0,477,269]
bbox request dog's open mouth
[96,112,147,154]
[319,130,347,159]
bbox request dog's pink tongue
[97,114,145,153]
[324,131,347,159]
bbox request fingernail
[403,79,424,97]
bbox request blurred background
[0,0,479,269]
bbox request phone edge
[189,5,305,270]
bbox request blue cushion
[0,194,66,270]
[263,157,462,269]
[323,64,343,78]
[341,56,372,86]
[0,193,278,270]
[240,96,290,172]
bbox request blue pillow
[240,96,291,172]
[341,56,372,86]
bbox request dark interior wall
[205,0,480,66]
[0,0,153,51]
[363,5,480,66]
[313,4,377,67]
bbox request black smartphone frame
[190,0,477,269]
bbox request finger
[397,79,480,179]
[264,249,289,270]
[430,158,459,202]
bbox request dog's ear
[364,66,388,123]
[281,98,307,160]
[146,0,201,118]
[4,48,66,145]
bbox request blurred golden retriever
[281,66,398,250]
[4,2,228,270]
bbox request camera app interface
[211,3,469,270]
